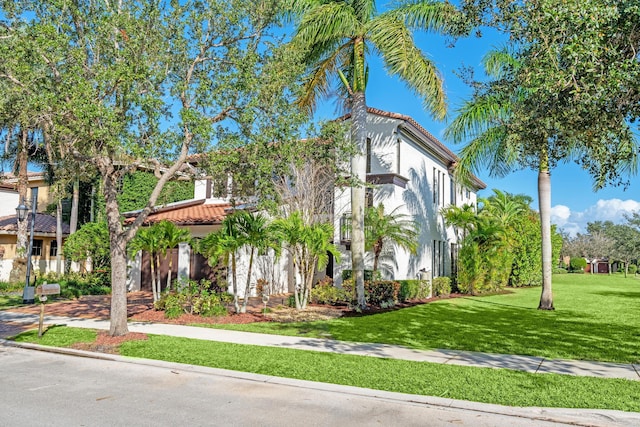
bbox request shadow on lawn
[325,300,640,364]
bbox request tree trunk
[351,90,367,310]
[231,254,240,313]
[56,200,63,274]
[9,129,30,284]
[70,177,79,234]
[537,163,554,310]
[241,248,255,313]
[109,236,129,336]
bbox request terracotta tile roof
[0,213,71,235]
[125,200,232,226]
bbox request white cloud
[551,199,640,236]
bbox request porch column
[177,242,191,288]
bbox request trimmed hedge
[432,277,451,297]
[341,269,375,281]
[342,280,400,307]
[397,279,431,302]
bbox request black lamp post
[16,192,36,304]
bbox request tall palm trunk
[538,153,554,310]
[351,90,367,310]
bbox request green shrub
[36,272,111,299]
[341,280,400,307]
[397,280,431,301]
[433,277,451,297]
[553,267,568,274]
[628,264,637,275]
[341,269,375,281]
[155,279,230,318]
[310,281,347,305]
[0,281,23,293]
[287,294,296,308]
[570,257,587,272]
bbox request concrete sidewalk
[1,310,639,381]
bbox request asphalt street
[0,345,615,427]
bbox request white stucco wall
[333,111,481,284]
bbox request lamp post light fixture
[16,192,37,304]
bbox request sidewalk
[1,309,638,381]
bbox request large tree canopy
[0,0,305,335]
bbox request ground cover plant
[201,274,640,363]
[12,326,640,412]
[0,294,22,309]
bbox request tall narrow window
[396,138,401,174]
[432,168,439,205]
[366,138,372,174]
[450,178,456,206]
[365,187,374,208]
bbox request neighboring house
[126,107,485,296]
[0,213,71,281]
[332,108,485,284]
[0,173,72,281]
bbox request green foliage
[628,264,638,275]
[62,222,110,270]
[341,269,375,281]
[154,279,231,319]
[570,257,587,272]
[37,272,111,299]
[0,281,23,293]
[553,268,568,274]
[341,280,401,307]
[310,280,347,305]
[117,171,194,213]
[397,280,431,302]
[432,277,452,297]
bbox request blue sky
[310,24,640,237]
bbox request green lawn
[199,274,640,363]
[0,294,23,309]
[13,326,640,412]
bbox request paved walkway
[1,309,638,382]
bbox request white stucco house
[126,107,485,297]
[331,108,485,285]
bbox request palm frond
[369,14,446,119]
[386,0,459,34]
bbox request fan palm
[289,0,457,308]
[130,225,163,302]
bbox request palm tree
[199,213,245,314]
[271,211,341,310]
[232,211,279,313]
[364,203,418,279]
[156,220,191,292]
[130,225,163,302]
[446,49,638,309]
[289,0,456,308]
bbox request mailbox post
[35,283,60,337]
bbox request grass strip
[197,275,640,363]
[13,326,640,412]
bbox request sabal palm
[290,0,455,308]
[365,203,418,279]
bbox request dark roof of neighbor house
[0,213,71,235]
[123,199,232,226]
[339,107,487,190]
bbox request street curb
[3,339,639,427]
